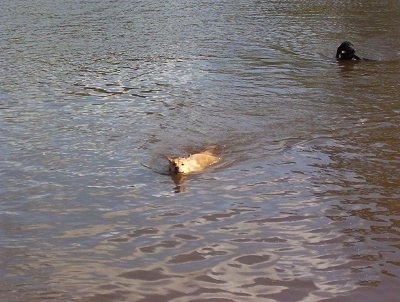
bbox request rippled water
[1,0,400,301]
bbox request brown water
[1,0,400,301]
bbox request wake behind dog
[167,149,220,174]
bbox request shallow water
[1,0,400,301]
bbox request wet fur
[167,150,220,174]
[336,41,361,61]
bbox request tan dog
[167,150,220,174]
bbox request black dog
[336,41,361,61]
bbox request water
[1,0,400,301]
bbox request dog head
[167,157,191,174]
[336,41,361,60]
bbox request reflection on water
[1,0,400,301]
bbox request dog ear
[165,155,174,163]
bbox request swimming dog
[336,41,361,61]
[167,150,220,174]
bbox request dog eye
[181,163,184,166]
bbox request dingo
[167,150,220,174]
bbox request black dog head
[336,41,361,60]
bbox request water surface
[1,0,400,301]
